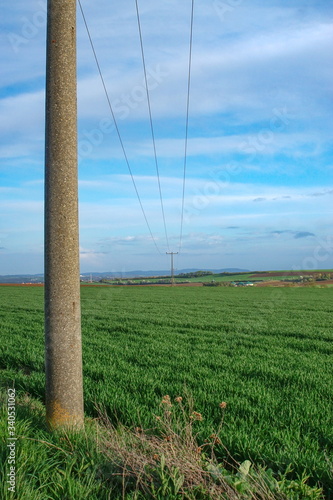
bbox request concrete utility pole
[166,252,178,286]
[44,0,84,429]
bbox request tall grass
[0,391,326,499]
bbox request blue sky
[1,0,332,274]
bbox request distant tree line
[203,281,233,287]
[314,272,332,281]
[177,271,214,278]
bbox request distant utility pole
[44,0,84,429]
[166,252,178,286]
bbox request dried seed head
[175,396,183,403]
[210,433,222,445]
[192,411,203,421]
[161,395,172,406]
[219,402,227,409]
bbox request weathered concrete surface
[44,0,84,429]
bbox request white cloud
[1,1,332,274]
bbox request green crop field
[1,285,332,498]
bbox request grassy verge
[0,391,327,500]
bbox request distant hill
[81,268,250,279]
[0,274,44,284]
[0,269,250,284]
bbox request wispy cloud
[294,231,315,239]
[1,1,332,273]
[271,230,316,239]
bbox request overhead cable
[78,0,163,255]
[178,0,195,253]
[135,0,170,252]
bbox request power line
[135,0,170,252]
[179,0,195,253]
[78,0,163,255]
[79,1,195,257]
